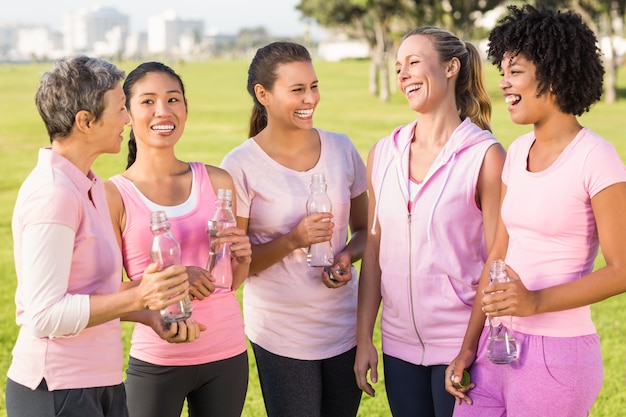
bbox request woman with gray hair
[6,55,190,417]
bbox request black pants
[124,351,248,417]
[251,342,362,417]
[6,378,128,417]
[383,354,455,417]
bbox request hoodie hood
[371,117,496,238]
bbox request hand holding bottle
[306,173,335,267]
[137,262,190,311]
[148,311,207,343]
[206,189,237,289]
[485,260,518,364]
[482,264,539,318]
[186,265,215,301]
[150,210,193,322]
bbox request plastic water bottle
[487,259,519,364]
[206,189,236,289]
[306,173,334,267]
[150,211,193,323]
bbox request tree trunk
[379,59,390,102]
[605,56,617,103]
[372,17,391,102]
[369,60,379,97]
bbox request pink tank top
[109,162,246,365]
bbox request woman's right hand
[445,351,477,405]
[186,265,215,301]
[354,341,379,397]
[138,262,189,311]
[291,212,334,248]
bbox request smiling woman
[104,61,252,417]
[448,5,626,417]
[220,41,369,417]
[355,27,505,417]
[1,56,625,417]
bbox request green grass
[1,59,625,417]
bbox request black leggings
[6,378,128,417]
[383,354,455,417]
[124,352,248,417]
[251,342,362,417]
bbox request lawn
[0,58,625,416]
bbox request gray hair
[35,55,125,142]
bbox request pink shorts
[453,327,603,417]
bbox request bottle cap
[490,259,506,277]
[451,370,471,389]
[216,188,232,201]
[311,173,326,183]
[150,210,168,224]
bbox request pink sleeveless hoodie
[371,118,498,366]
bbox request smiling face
[395,34,452,114]
[499,52,558,126]
[91,84,129,155]
[127,71,188,149]
[262,60,320,130]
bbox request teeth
[295,109,313,118]
[152,124,174,131]
[505,95,521,104]
[405,84,421,94]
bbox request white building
[148,11,204,56]
[63,6,129,55]
[16,26,64,60]
[317,30,369,61]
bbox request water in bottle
[150,210,193,323]
[487,259,519,364]
[306,173,334,267]
[206,189,236,289]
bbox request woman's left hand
[321,252,352,288]
[150,313,207,343]
[217,226,251,266]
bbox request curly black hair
[487,4,604,116]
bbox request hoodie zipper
[407,203,426,363]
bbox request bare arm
[484,182,626,318]
[246,210,334,276]
[446,180,510,404]
[354,146,383,397]
[477,143,506,254]
[100,180,191,327]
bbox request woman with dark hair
[221,41,368,417]
[355,27,505,417]
[105,61,252,417]
[447,5,626,416]
[6,55,189,417]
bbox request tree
[405,0,505,39]
[297,0,414,102]
[298,0,508,102]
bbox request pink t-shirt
[502,129,626,337]
[109,162,246,366]
[10,148,123,390]
[221,129,367,360]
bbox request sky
[2,0,317,37]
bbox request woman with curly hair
[445,5,626,416]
